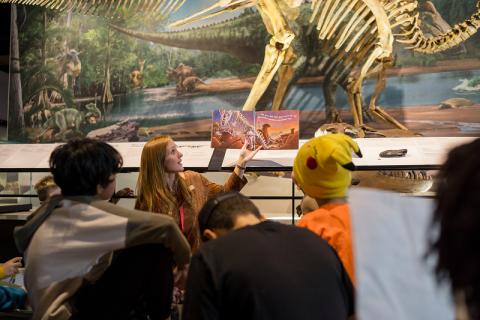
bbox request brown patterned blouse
[174,171,247,250]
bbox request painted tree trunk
[102,28,113,105]
[102,65,113,104]
[8,4,24,138]
[40,10,51,111]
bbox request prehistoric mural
[4,0,480,142]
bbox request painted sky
[169,0,246,30]
[256,111,299,134]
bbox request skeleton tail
[393,0,480,53]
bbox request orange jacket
[298,203,355,284]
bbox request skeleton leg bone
[272,46,296,111]
[323,76,342,123]
[243,0,297,111]
[367,59,408,130]
[243,43,289,111]
[346,44,407,130]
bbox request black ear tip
[356,149,363,158]
[342,162,356,171]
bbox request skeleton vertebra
[0,0,186,19]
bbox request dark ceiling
[0,4,10,73]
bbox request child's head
[49,138,123,196]
[293,134,362,199]
[34,175,60,202]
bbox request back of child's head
[34,175,59,202]
[49,138,123,196]
[432,138,480,311]
[198,192,261,240]
[293,134,362,199]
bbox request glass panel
[351,170,436,196]
[0,172,34,213]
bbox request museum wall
[0,0,477,143]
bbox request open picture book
[211,110,299,150]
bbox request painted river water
[109,70,480,124]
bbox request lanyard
[179,206,185,233]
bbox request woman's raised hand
[236,142,262,168]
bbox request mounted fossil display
[168,0,480,131]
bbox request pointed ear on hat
[329,134,361,171]
[341,162,356,171]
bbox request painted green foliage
[7,0,480,142]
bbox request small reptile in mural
[111,0,480,131]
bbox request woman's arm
[233,143,261,179]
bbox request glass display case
[0,136,474,261]
[0,136,471,213]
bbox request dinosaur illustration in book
[213,110,269,149]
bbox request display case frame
[0,136,475,222]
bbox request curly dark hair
[431,138,480,318]
[49,138,123,196]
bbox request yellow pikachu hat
[293,134,362,199]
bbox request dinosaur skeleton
[217,110,268,149]
[218,109,235,134]
[0,0,186,19]
[173,0,480,130]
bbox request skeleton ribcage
[307,0,392,87]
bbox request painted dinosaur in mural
[111,0,480,131]
[166,63,206,95]
[3,0,480,130]
[129,59,145,89]
[37,103,102,141]
[50,48,82,102]
[58,49,82,90]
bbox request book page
[211,110,254,149]
[255,110,299,150]
[211,109,299,150]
